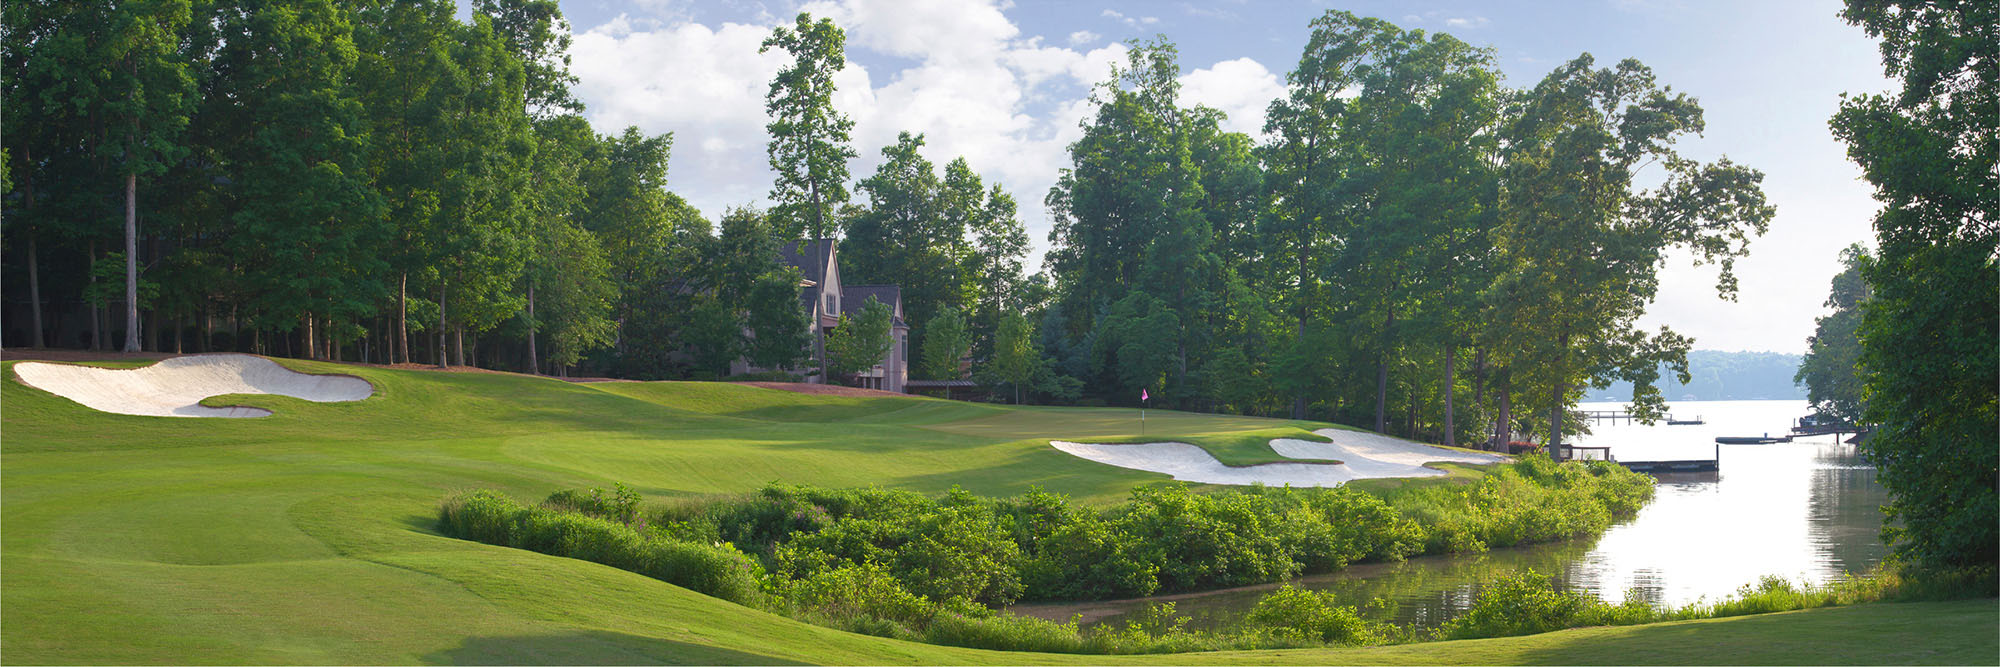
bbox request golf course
[2,355,1992,665]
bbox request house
[733,239,909,392]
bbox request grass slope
[2,358,1991,665]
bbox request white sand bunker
[1052,428,1505,487]
[12,354,374,418]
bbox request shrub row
[437,490,763,605]
[653,457,1653,603]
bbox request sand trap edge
[8,354,378,419]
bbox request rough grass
[3,358,1992,665]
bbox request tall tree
[1831,0,1997,570]
[106,0,195,351]
[1260,11,1399,419]
[1496,55,1774,458]
[215,0,387,359]
[1794,244,1872,424]
[762,12,855,382]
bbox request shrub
[436,490,764,605]
[1438,571,1590,640]
[1244,586,1374,645]
[545,483,642,525]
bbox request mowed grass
[2,358,1992,665]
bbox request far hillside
[1597,350,1805,401]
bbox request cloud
[1179,57,1285,137]
[1444,16,1489,29]
[1101,8,1159,29]
[1066,29,1099,46]
[568,0,1131,259]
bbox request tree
[107,0,196,351]
[1495,54,1774,459]
[1831,0,1997,570]
[763,12,856,382]
[824,296,891,381]
[1045,39,1225,407]
[1260,11,1399,419]
[217,0,388,360]
[989,311,1039,404]
[919,307,970,380]
[1794,245,1871,423]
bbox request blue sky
[550,0,1895,354]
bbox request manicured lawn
[2,358,1991,664]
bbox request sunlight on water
[1012,400,1888,631]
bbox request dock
[1578,410,1636,425]
[1618,459,1720,473]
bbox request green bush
[1438,571,1590,640]
[436,491,764,605]
[545,483,642,525]
[1244,586,1375,645]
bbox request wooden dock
[1578,410,1636,424]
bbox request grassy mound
[2,358,1992,664]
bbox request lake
[1010,399,1888,631]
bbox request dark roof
[842,285,901,315]
[778,238,836,277]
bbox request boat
[1715,435,1792,445]
[1666,415,1705,425]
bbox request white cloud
[1100,8,1159,29]
[569,0,1132,260]
[1444,16,1489,29]
[1178,57,1285,137]
[1067,29,1099,46]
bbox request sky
[547,0,1896,355]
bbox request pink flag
[1141,388,1149,402]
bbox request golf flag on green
[1141,388,1149,401]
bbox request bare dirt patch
[735,381,912,398]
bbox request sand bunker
[1052,428,1505,487]
[12,354,374,418]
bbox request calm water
[1011,400,1889,631]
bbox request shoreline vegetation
[439,457,1670,654]
[438,472,1992,655]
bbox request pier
[1578,410,1636,424]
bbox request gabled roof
[842,285,906,327]
[777,239,836,277]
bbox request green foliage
[824,296,893,379]
[1244,586,1375,645]
[1832,0,1999,571]
[761,11,854,242]
[1794,245,1871,422]
[919,307,971,380]
[437,490,764,605]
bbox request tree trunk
[1549,332,1570,462]
[303,313,316,360]
[1444,345,1457,448]
[453,327,465,367]
[526,284,539,374]
[437,281,449,368]
[124,172,140,352]
[397,273,410,364]
[1494,369,1512,451]
[28,227,44,348]
[1374,309,1395,433]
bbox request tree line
[4,5,1785,458]
[0,1,1032,383]
[1026,13,1773,454]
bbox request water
[1010,400,1889,631]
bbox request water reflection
[1011,400,1888,631]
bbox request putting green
[2,357,1991,665]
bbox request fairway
[2,357,1991,665]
